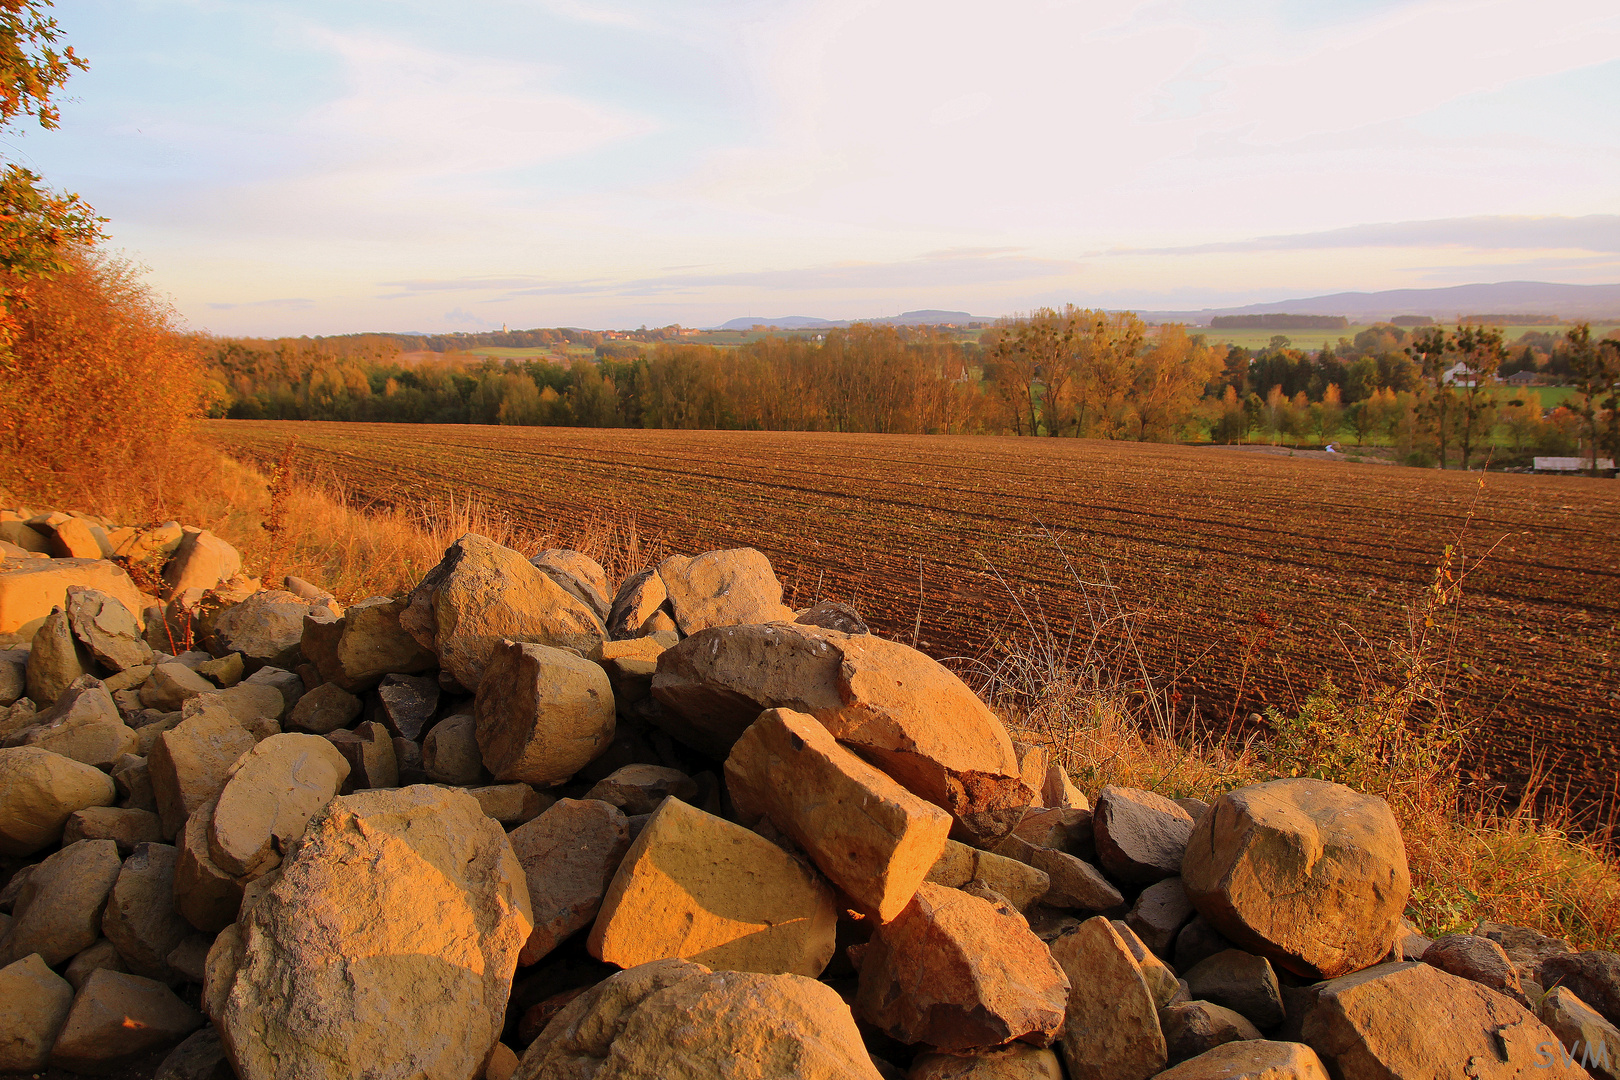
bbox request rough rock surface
[1539,952,1620,1029]
[927,839,1051,912]
[1540,986,1620,1080]
[6,838,124,965]
[173,796,245,934]
[0,745,117,856]
[1154,1041,1330,1080]
[1422,933,1531,1006]
[588,796,837,977]
[148,711,258,839]
[208,590,316,673]
[423,712,485,786]
[0,952,74,1071]
[907,1046,1064,1079]
[207,732,351,879]
[1301,961,1586,1078]
[0,557,147,638]
[584,763,697,815]
[1184,949,1286,1030]
[475,640,615,786]
[530,550,612,624]
[101,841,192,980]
[854,881,1069,1051]
[652,623,1031,841]
[514,958,883,1080]
[1094,785,1195,885]
[163,529,242,595]
[401,534,605,690]
[508,798,631,966]
[1048,915,1167,1080]
[656,548,796,634]
[1159,1000,1264,1064]
[49,968,204,1073]
[300,596,436,692]
[284,682,362,735]
[726,707,952,921]
[66,587,153,672]
[209,786,532,1080]
[1183,778,1409,980]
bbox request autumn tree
[1452,323,1504,470]
[1566,324,1620,475]
[1406,327,1454,467]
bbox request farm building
[1504,370,1541,386]
[1534,456,1616,475]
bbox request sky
[15,0,1620,335]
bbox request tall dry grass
[966,526,1620,951]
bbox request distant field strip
[209,420,1620,808]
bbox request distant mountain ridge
[712,283,1620,331]
[713,309,995,330]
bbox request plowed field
[208,420,1620,812]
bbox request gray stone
[1422,933,1531,1006]
[1160,999,1264,1064]
[423,712,486,786]
[327,721,399,791]
[1127,876,1195,958]
[794,600,869,634]
[207,590,315,673]
[102,842,191,981]
[1184,949,1286,1030]
[1094,785,1195,885]
[155,1025,233,1080]
[1541,952,1620,1029]
[372,672,439,740]
[141,662,216,712]
[286,681,363,734]
[243,665,305,713]
[67,587,153,673]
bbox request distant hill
[713,309,995,330]
[1142,282,1620,325]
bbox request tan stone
[15,679,137,770]
[656,548,796,634]
[531,549,612,623]
[284,681,361,734]
[0,746,117,856]
[908,1046,1065,1079]
[465,783,548,826]
[424,711,486,785]
[63,805,163,853]
[49,968,203,1073]
[301,595,436,693]
[1030,847,1124,912]
[588,636,665,705]
[514,958,883,1080]
[23,606,86,705]
[63,938,128,991]
[210,786,531,1080]
[142,662,217,712]
[327,721,399,791]
[1183,778,1409,980]
[475,640,615,786]
[213,681,288,725]
[148,711,258,839]
[485,1041,520,1080]
[1184,949,1286,1030]
[588,796,836,977]
[1049,916,1167,1080]
[163,529,242,595]
[0,517,50,553]
[113,521,182,564]
[33,512,104,559]
[207,590,316,673]
[727,708,952,921]
[509,798,631,966]
[1540,987,1620,1080]
[173,796,245,933]
[854,881,1068,1051]
[6,839,123,966]
[401,533,605,691]
[0,557,146,638]
[1112,920,1180,1007]
[652,623,1031,841]
[0,953,74,1071]
[606,568,668,639]
[196,650,245,688]
[1153,1041,1330,1080]
[927,839,1051,911]
[102,841,191,980]
[1301,961,1585,1078]
[208,732,350,879]
[1042,764,1088,810]
[1422,932,1532,1006]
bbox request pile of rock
[2,523,1618,1079]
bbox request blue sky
[16,0,1620,334]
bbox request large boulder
[652,623,1031,842]
[726,707,952,921]
[162,529,242,595]
[1182,778,1409,980]
[656,549,796,635]
[853,881,1068,1051]
[0,745,117,856]
[587,796,837,977]
[0,953,74,1072]
[206,590,316,673]
[1048,916,1167,1080]
[514,958,884,1080]
[208,786,532,1080]
[1301,961,1586,1078]
[474,640,615,786]
[400,533,605,691]
[6,839,124,965]
[1422,933,1531,1006]
[300,596,436,693]
[508,798,631,966]
[0,557,146,638]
